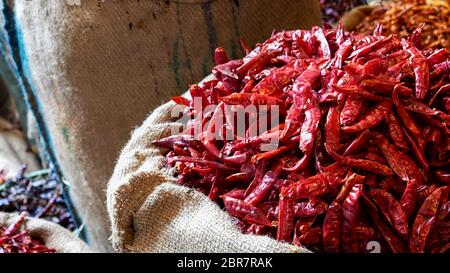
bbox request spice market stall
[0,0,448,254]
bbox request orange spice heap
[356,0,450,49]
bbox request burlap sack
[0,212,91,253]
[107,94,310,253]
[341,5,376,31]
[10,0,320,252]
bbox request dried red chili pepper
[366,151,387,165]
[157,24,450,253]
[292,74,321,154]
[342,100,392,133]
[417,184,438,204]
[342,129,370,156]
[436,201,450,224]
[167,156,237,171]
[410,187,448,253]
[245,170,280,206]
[401,39,430,99]
[402,127,429,171]
[385,110,409,151]
[214,47,230,66]
[298,226,322,246]
[434,170,450,184]
[244,160,267,197]
[427,49,450,67]
[277,187,296,242]
[335,173,365,204]
[221,189,245,200]
[294,216,317,236]
[429,84,450,106]
[362,193,405,253]
[246,224,269,236]
[373,133,423,184]
[251,144,296,164]
[340,95,365,126]
[322,201,341,253]
[290,173,331,200]
[369,189,409,239]
[325,103,342,152]
[0,212,55,253]
[222,196,272,227]
[333,85,384,102]
[392,84,425,148]
[237,48,278,79]
[313,27,331,60]
[333,39,353,69]
[171,96,191,106]
[400,179,418,220]
[349,35,395,59]
[342,184,363,253]
[253,60,305,97]
[403,97,443,117]
[354,222,376,242]
[295,198,328,218]
[326,144,394,176]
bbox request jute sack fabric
[0,212,91,253]
[341,5,375,31]
[107,92,310,253]
[13,0,320,252]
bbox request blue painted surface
[0,1,86,242]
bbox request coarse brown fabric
[107,95,311,253]
[341,5,375,31]
[14,0,320,252]
[0,212,91,253]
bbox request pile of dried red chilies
[0,212,55,253]
[154,24,450,253]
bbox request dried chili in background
[320,0,368,25]
[0,166,75,231]
[155,24,450,253]
[355,0,450,50]
[0,212,55,253]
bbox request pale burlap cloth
[341,5,375,31]
[0,212,91,253]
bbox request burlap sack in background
[341,5,374,31]
[10,0,321,252]
[107,97,310,253]
[0,212,91,253]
